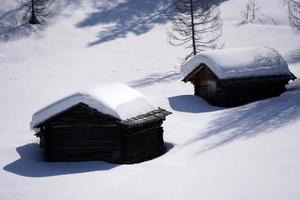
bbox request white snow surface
[1,0,300,200]
[181,47,293,79]
[31,83,158,128]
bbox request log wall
[121,121,165,164]
[36,103,167,163]
[39,103,122,162]
[222,80,287,106]
[190,66,226,105]
[188,66,289,107]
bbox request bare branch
[288,0,300,34]
[18,0,54,25]
[240,0,277,25]
[168,0,223,56]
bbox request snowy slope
[1,0,300,200]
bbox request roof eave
[290,72,297,81]
[120,108,172,127]
[182,65,203,83]
[220,74,294,87]
[31,102,121,130]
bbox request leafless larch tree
[241,0,261,23]
[287,0,300,34]
[240,0,276,25]
[168,0,223,59]
[19,0,54,25]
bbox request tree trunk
[190,0,197,55]
[31,0,35,14]
[252,1,255,21]
[29,0,39,24]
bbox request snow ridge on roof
[181,47,293,80]
[30,83,158,128]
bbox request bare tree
[287,0,300,34]
[168,0,223,58]
[241,0,260,23]
[240,0,276,25]
[19,0,54,25]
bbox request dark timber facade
[34,103,171,164]
[183,64,296,107]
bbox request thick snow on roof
[31,83,158,128]
[181,47,293,80]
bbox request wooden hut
[30,83,171,164]
[181,47,297,107]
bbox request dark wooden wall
[222,79,287,106]
[36,103,166,163]
[39,103,122,162]
[121,121,165,164]
[188,65,288,107]
[190,66,226,105]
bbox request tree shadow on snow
[168,95,223,113]
[76,0,171,46]
[3,143,119,177]
[184,90,300,153]
[0,4,32,42]
[129,71,181,88]
[0,0,82,42]
[76,0,229,46]
[209,0,229,5]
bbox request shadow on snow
[129,70,181,88]
[1,0,228,43]
[76,0,229,46]
[76,0,171,46]
[184,90,300,153]
[0,0,82,42]
[168,95,223,113]
[0,4,32,42]
[3,142,175,177]
[3,143,119,177]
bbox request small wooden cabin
[30,83,171,164]
[181,47,297,106]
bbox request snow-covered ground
[1,0,300,199]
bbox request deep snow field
[1,0,300,199]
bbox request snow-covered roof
[30,83,158,128]
[181,47,293,80]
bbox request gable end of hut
[182,64,227,105]
[34,103,171,164]
[34,103,123,162]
